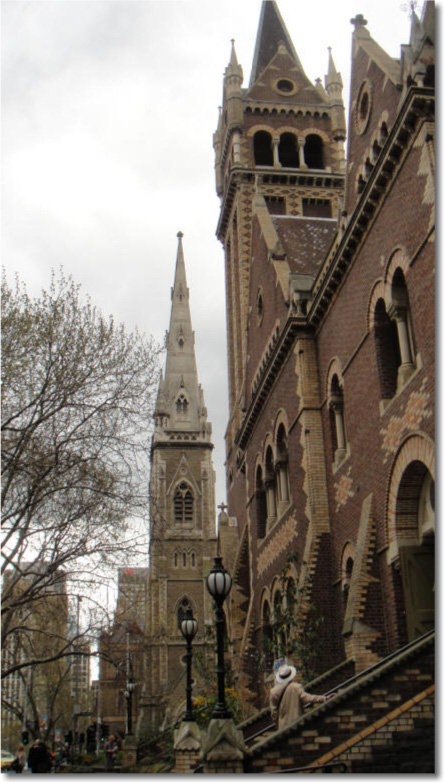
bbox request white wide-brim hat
[275,664,297,684]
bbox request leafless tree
[1,268,162,679]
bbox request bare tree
[1,268,162,679]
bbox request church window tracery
[174,482,194,524]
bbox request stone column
[298,136,307,169]
[272,135,281,167]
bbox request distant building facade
[214,1,435,707]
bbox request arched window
[265,447,277,524]
[389,269,416,388]
[304,134,324,169]
[176,394,189,418]
[177,597,191,629]
[278,132,299,168]
[254,131,273,166]
[262,600,273,669]
[182,552,187,567]
[174,482,194,524]
[374,298,400,400]
[174,552,178,568]
[191,551,196,568]
[273,589,286,658]
[276,424,290,506]
[255,465,267,539]
[329,374,347,467]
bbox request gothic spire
[153,233,211,442]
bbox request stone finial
[350,14,368,28]
[177,231,184,239]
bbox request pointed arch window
[174,482,194,524]
[177,597,192,630]
[176,393,189,418]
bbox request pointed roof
[249,1,304,87]
[153,233,211,442]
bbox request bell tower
[213,0,346,457]
[144,233,217,728]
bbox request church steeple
[153,232,211,443]
[249,0,304,86]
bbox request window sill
[379,353,423,416]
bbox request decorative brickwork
[214,0,434,732]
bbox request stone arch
[325,357,344,398]
[300,127,330,144]
[386,433,435,563]
[367,279,385,331]
[384,246,411,287]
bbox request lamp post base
[173,720,202,774]
[202,718,247,774]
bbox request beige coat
[270,679,326,731]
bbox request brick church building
[214,0,435,708]
[99,1,434,752]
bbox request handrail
[244,629,435,746]
[278,761,348,773]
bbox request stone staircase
[243,630,434,773]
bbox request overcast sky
[2,0,423,520]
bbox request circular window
[355,80,372,135]
[274,78,298,96]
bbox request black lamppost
[180,607,198,721]
[124,677,135,735]
[206,555,232,719]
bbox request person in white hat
[269,663,336,731]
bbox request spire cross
[350,14,368,28]
[218,502,228,514]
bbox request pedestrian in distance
[10,744,26,773]
[27,740,52,774]
[104,734,119,771]
[270,663,336,731]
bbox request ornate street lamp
[125,677,135,735]
[180,607,198,721]
[206,554,232,719]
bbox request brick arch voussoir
[367,278,385,331]
[326,356,344,399]
[384,246,411,289]
[385,432,435,562]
